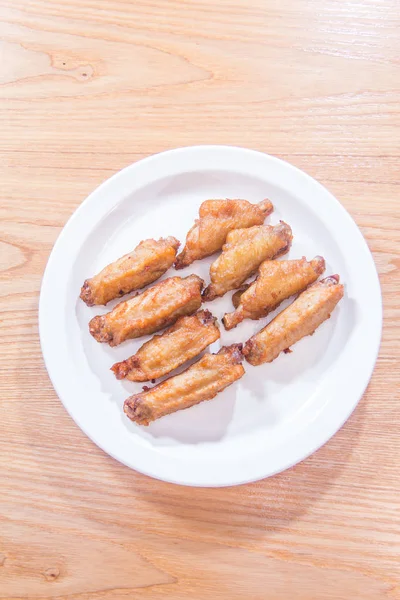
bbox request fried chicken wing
[243,275,344,365]
[80,236,180,306]
[124,344,244,425]
[232,284,250,309]
[174,198,273,269]
[89,275,204,346]
[223,256,325,330]
[202,222,293,301]
[111,310,220,381]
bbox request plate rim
[39,145,383,487]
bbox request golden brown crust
[124,344,245,425]
[111,309,220,381]
[223,256,325,330]
[89,274,204,346]
[110,355,141,380]
[80,280,97,306]
[174,199,273,269]
[243,275,344,365]
[80,236,180,306]
[202,222,293,301]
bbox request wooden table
[1,0,399,598]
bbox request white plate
[39,146,382,487]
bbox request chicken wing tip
[111,356,140,380]
[80,280,95,306]
[242,340,251,356]
[221,310,241,331]
[258,198,274,215]
[322,274,340,285]
[174,254,189,269]
[185,274,205,290]
[242,339,260,365]
[164,236,181,250]
[124,396,151,425]
[198,308,218,326]
[312,255,326,273]
[89,314,113,344]
[201,285,217,302]
[218,343,244,363]
[221,313,233,330]
[277,219,292,232]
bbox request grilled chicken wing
[124,344,244,425]
[202,222,293,301]
[111,310,220,381]
[174,199,273,269]
[243,275,344,365]
[80,236,180,306]
[89,275,204,346]
[223,256,325,330]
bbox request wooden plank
[0,0,399,598]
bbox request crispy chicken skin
[80,236,180,306]
[111,310,220,381]
[89,275,204,346]
[243,275,344,365]
[124,344,245,425]
[202,222,293,301]
[174,199,273,269]
[223,256,325,330]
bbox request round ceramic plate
[39,146,382,487]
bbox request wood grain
[1,0,399,598]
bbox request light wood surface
[1,0,399,598]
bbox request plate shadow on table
[21,373,367,542]
[105,387,367,540]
